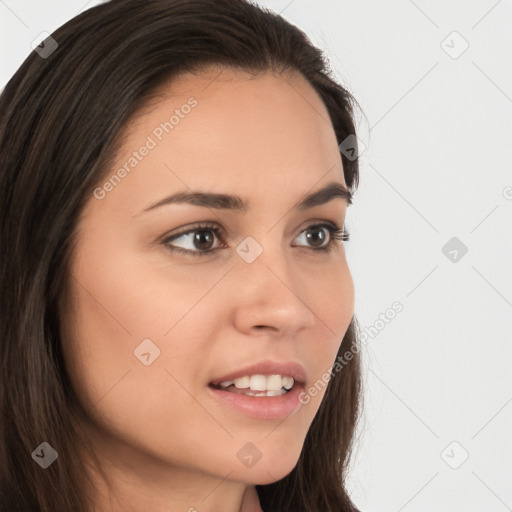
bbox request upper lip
[209,360,307,386]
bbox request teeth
[244,389,286,397]
[249,375,267,391]
[266,374,283,391]
[282,376,294,390]
[234,376,250,389]
[218,374,295,392]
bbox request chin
[254,464,297,485]
[233,448,302,485]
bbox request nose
[230,240,316,338]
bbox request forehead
[90,66,346,217]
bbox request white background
[1,1,511,510]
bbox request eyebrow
[142,180,352,214]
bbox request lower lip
[207,383,305,420]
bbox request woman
[0,0,364,510]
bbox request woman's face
[61,67,354,490]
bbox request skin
[60,66,355,512]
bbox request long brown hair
[0,1,363,510]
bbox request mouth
[208,373,296,397]
[206,361,307,419]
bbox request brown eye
[191,230,216,251]
[162,223,226,256]
[294,223,348,253]
[304,226,329,248]
[162,221,349,257]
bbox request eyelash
[161,221,350,257]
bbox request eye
[293,222,349,253]
[161,222,226,256]
[161,221,349,257]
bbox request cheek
[305,255,354,348]
[59,259,227,462]
[298,258,354,407]
[60,241,230,420]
